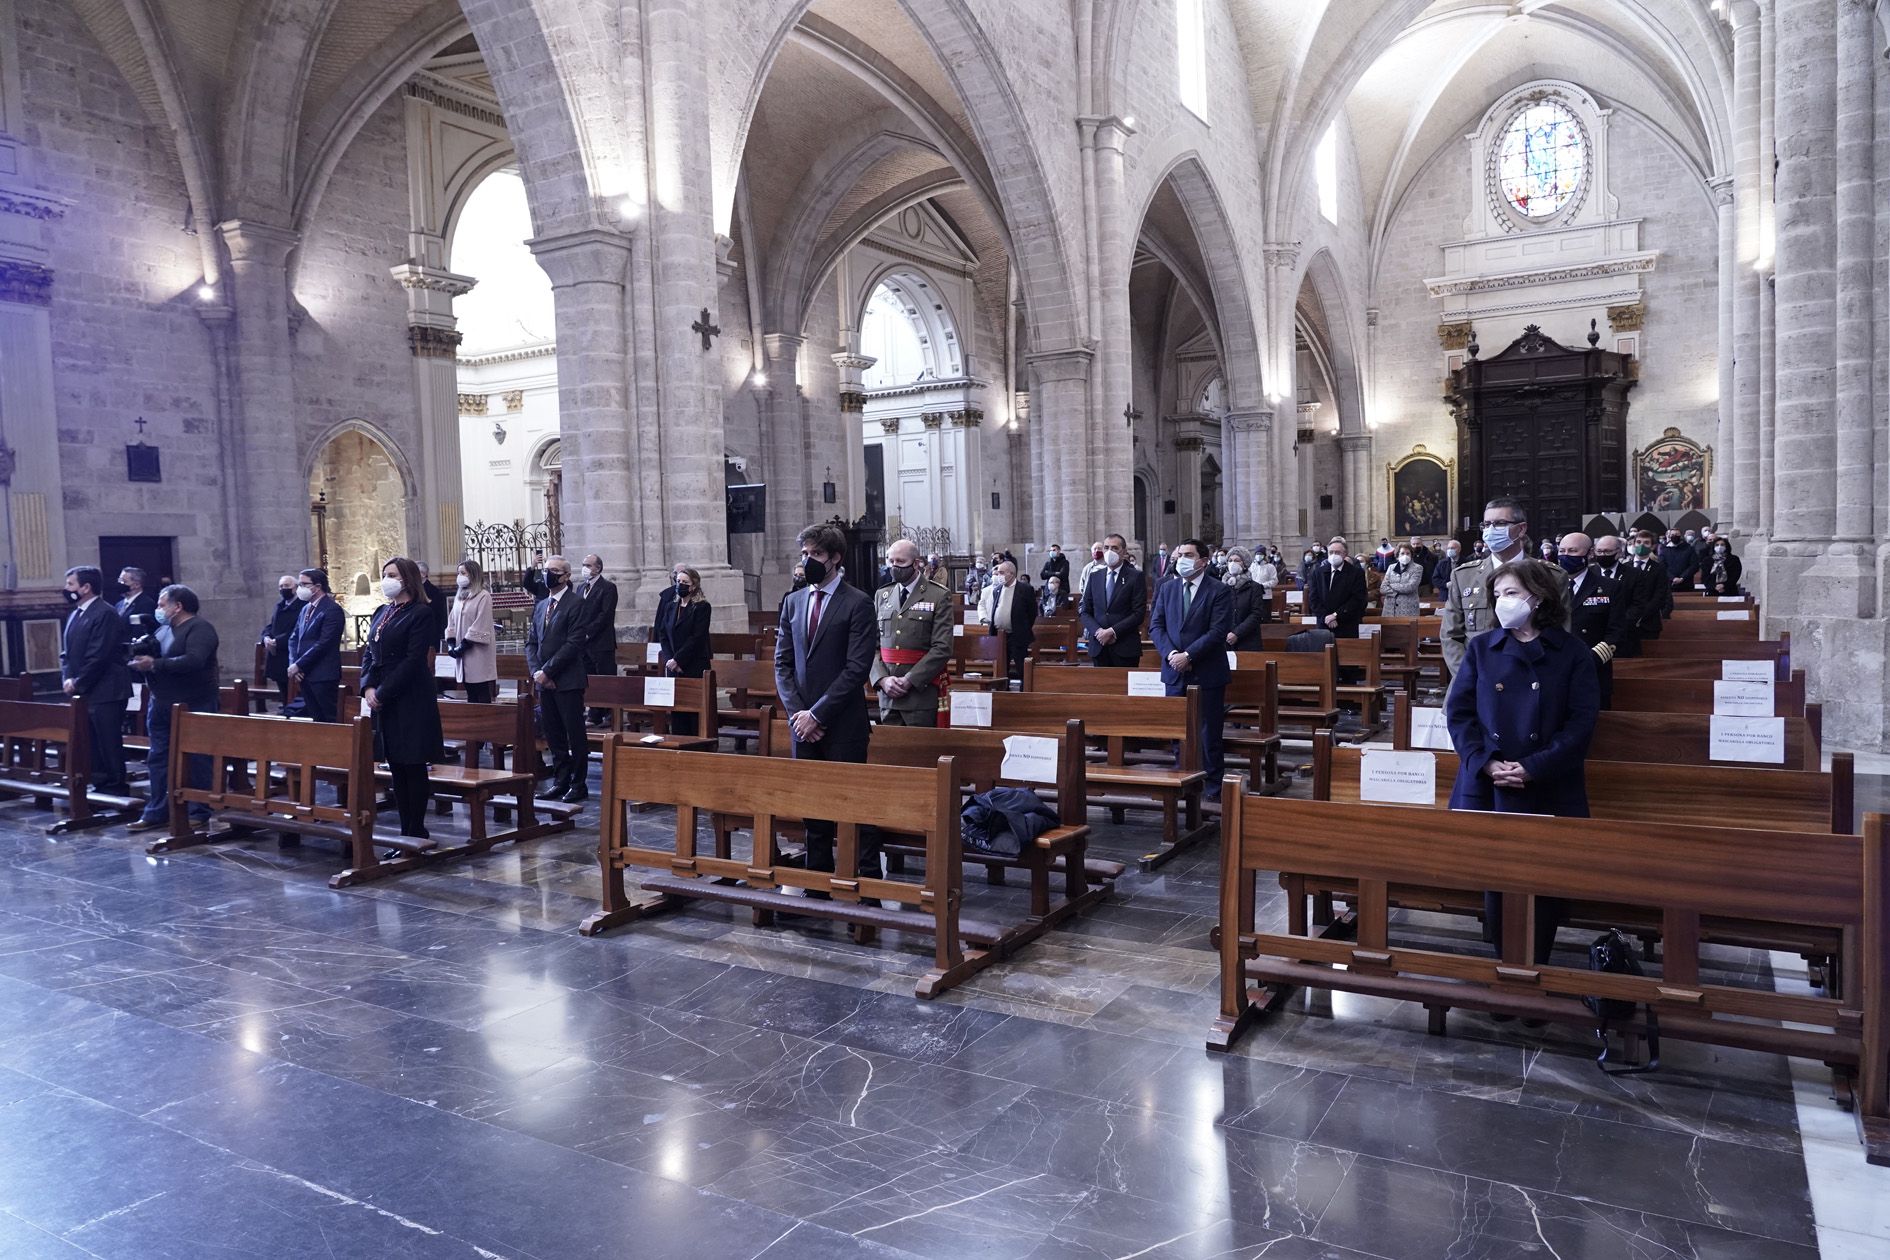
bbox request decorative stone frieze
[457,393,488,416]
[0,260,53,306]
[409,325,464,359]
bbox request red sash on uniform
[879,646,950,719]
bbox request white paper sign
[1410,705,1454,751]
[642,676,675,708]
[1709,715,1785,764]
[1713,679,1775,717]
[127,684,143,713]
[1722,658,1773,682]
[646,642,663,665]
[1301,616,1318,626]
[357,698,372,719]
[1359,624,1381,639]
[1285,591,1305,606]
[1717,610,1752,622]
[1126,671,1167,697]
[1001,735,1059,784]
[965,611,982,625]
[1718,596,1746,604]
[949,691,992,727]
[498,680,519,698]
[434,655,456,679]
[1360,749,1437,804]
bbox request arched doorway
[309,427,409,639]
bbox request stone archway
[310,429,410,635]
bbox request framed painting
[1633,428,1711,512]
[1387,446,1454,537]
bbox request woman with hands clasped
[1444,557,1599,962]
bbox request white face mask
[456,575,471,589]
[1495,593,1534,630]
[1174,556,1198,578]
[582,565,598,580]
[295,584,314,602]
[1103,548,1122,569]
[1397,553,1411,565]
[381,577,403,600]
[1328,552,1345,567]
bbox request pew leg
[885,851,907,876]
[1312,892,1335,928]
[468,794,489,847]
[1029,859,1050,919]
[1426,1005,1449,1037]
[985,864,1006,886]
[1285,876,1309,937]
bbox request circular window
[1496,100,1587,220]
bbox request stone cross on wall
[692,308,721,351]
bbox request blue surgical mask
[1174,556,1198,578]
[1482,523,1518,553]
[154,606,171,626]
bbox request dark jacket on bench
[1445,625,1598,817]
[145,616,220,711]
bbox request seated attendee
[1380,545,1422,617]
[1038,576,1064,618]
[284,568,344,722]
[126,585,219,833]
[1445,558,1599,963]
[445,560,498,702]
[1221,548,1269,651]
[1701,538,1743,597]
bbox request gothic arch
[303,417,420,502]
[852,261,968,384]
[1297,248,1365,437]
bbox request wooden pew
[0,698,141,834]
[710,657,781,746]
[949,629,1009,689]
[1029,621,1078,664]
[0,675,31,703]
[1207,792,1890,1166]
[747,610,779,633]
[1366,618,1424,703]
[406,696,575,846]
[584,672,720,750]
[1230,647,1341,734]
[1637,632,1786,661]
[1611,670,1809,717]
[580,741,1012,999]
[986,690,1211,871]
[1614,651,1790,681]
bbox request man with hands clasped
[1148,539,1234,799]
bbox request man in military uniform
[1442,495,1571,676]
[871,538,954,725]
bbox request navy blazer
[1445,626,1599,817]
[61,600,132,702]
[287,597,345,683]
[774,578,877,744]
[1148,573,1233,690]
[526,588,592,691]
[1078,563,1147,661]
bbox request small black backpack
[1584,929,1659,1075]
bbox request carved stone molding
[1706,174,1734,207]
[1223,409,1272,434]
[949,408,983,427]
[1173,436,1205,452]
[880,418,901,434]
[1262,241,1301,270]
[1437,321,1474,351]
[838,390,867,414]
[405,74,505,127]
[502,390,525,412]
[457,393,489,416]
[920,412,944,429]
[0,190,66,221]
[0,260,54,306]
[1607,301,1646,332]
[1424,255,1657,298]
[390,263,477,297]
[408,325,464,359]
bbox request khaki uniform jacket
[1440,551,1572,676]
[870,577,955,718]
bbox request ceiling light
[196,284,217,302]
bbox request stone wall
[311,429,409,637]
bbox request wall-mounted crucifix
[692,308,721,351]
[126,416,161,483]
[1123,404,1143,428]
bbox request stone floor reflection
[0,756,1832,1259]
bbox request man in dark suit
[774,522,878,877]
[526,554,593,802]
[579,553,619,725]
[1079,533,1146,666]
[284,568,345,722]
[1147,539,1234,798]
[977,560,1038,680]
[1308,538,1368,638]
[1590,534,1649,659]
[259,575,300,705]
[1660,531,1700,591]
[60,565,132,794]
[1558,532,1629,709]
[114,566,159,645]
[416,563,450,646]
[1627,530,1672,643]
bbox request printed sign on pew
[1409,705,1453,751]
[1708,715,1785,764]
[1722,658,1773,682]
[643,677,675,708]
[1712,677,1774,717]
[1126,671,1167,697]
[1360,749,1436,804]
[949,691,992,727]
[1000,735,1058,784]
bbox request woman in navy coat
[1445,558,1598,960]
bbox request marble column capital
[1337,433,1373,453]
[831,352,878,371]
[526,228,633,288]
[1707,173,1735,206]
[0,188,68,222]
[389,263,478,299]
[1262,242,1301,271]
[1223,408,1272,434]
[1076,114,1136,152]
[216,219,300,267]
[0,259,53,306]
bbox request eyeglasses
[1478,519,1524,530]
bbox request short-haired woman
[445,559,497,702]
[361,556,444,847]
[653,564,711,734]
[1221,547,1270,651]
[1445,557,1599,962]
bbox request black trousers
[1595,659,1614,711]
[84,696,128,790]
[463,680,497,703]
[791,721,872,874]
[289,679,339,723]
[540,685,588,787]
[387,762,431,837]
[1484,893,1566,964]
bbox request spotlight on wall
[616,196,637,219]
[196,284,217,302]
[752,372,769,389]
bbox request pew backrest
[989,690,1200,770]
[585,670,719,738]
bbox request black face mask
[64,589,81,604]
[889,563,915,585]
[279,589,296,600]
[801,554,829,587]
[547,571,567,589]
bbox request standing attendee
[976,560,1037,679]
[579,553,619,724]
[1153,544,1171,581]
[1660,530,1700,591]
[963,559,988,604]
[361,558,445,845]
[1039,544,1070,599]
[1297,548,1320,589]
[1380,544,1423,617]
[652,563,711,735]
[415,563,451,647]
[1148,539,1233,799]
[125,585,219,833]
[1079,533,1147,666]
[1627,530,1672,642]
[1250,548,1279,597]
[1558,532,1629,709]
[1432,539,1461,591]
[1309,538,1368,638]
[1075,542,1107,596]
[872,539,954,726]
[1591,534,1650,659]
[115,566,158,642]
[521,549,551,601]
[922,552,945,585]
[445,560,497,702]
[1444,558,1598,961]
[1409,537,1435,588]
[284,568,344,722]
[260,575,300,706]
[1702,537,1743,597]
[526,555,593,803]
[1372,539,1395,572]
[1222,548,1269,652]
[59,565,132,795]
[1441,497,1569,675]
[775,522,878,878]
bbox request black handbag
[1584,928,1659,1074]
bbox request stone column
[1174,435,1205,537]
[1081,115,1135,537]
[1026,347,1094,548]
[759,333,808,555]
[1730,0,1764,532]
[1296,402,1320,548]
[951,406,987,555]
[526,229,635,574]
[1338,433,1373,544]
[217,219,305,592]
[832,349,875,522]
[1223,408,1272,547]
[1710,174,1736,518]
[0,197,65,589]
[1832,0,1875,551]
[1756,0,1778,539]
[390,264,474,571]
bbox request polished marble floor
[0,757,1875,1258]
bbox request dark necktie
[899,585,908,608]
[1183,580,1194,619]
[809,589,826,642]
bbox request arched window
[1177,0,1208,121]
[860,275,959,388]
[449,170,555,356]
[1495,100,1587,220]
[1316,124,1340,226]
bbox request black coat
[116,590,159,641]
[526,587,591,691]
[144,615,220,709]
[1701,552,1743,596]
[1625,557,1671,639]
[1567,568,1630,651]
[580,577,620,675]
[653,592,712,677]
[1078,563,1147,664]
[1660,544,1699,589]
[774,580,877,749]
[1308,561,1368,638]
[61,599,132,702]
[1038,552,1070,590]
[360,601,443,765]
[1225,578,1270,651]
[420,582,450,647]
[260,596,300,684]
[1593,560,1651,656]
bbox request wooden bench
[1230,647,1341,734]
[710,657,781,746]
[986,690,1211,871]
[0,675,31,703]
[0,698,141,834]
[1614,653,1790,681]
[583,672,719,750]
[1207,791,1890,1166]
[949,629,1009,689]
[1611,670,1809,716]
[580,740,1012,998]
[1029,621,1078,664]
[1364,618,1425,703]
[1637,632,1787,662]
[404,696,576,847]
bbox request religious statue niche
[1444,322,1635,541]
[1387,446,1454,537]
[1632,427,1711,512]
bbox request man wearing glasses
[1441,496,1570,676]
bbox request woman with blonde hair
[444,558,497,702]
[652,564,712,735]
